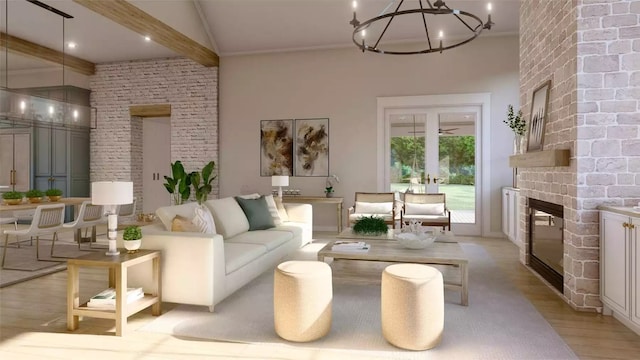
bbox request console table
[283,196,343,233]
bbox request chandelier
[349,0,494,55]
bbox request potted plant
[190,161,216,205]
[324,174,339,198]
[45,188,63,202]
[123,225,142,253]
[352,215,388,235]
[163,161,192,205]
[25,189,44,203]
[2,191,23,205]
[504,104,526,154]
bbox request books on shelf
[87,287,144,308]
[331,241,370,252]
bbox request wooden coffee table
[318,239,469,306]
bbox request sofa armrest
[283,203,313,244]
[117,224,225,308]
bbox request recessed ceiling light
[67,42,76,49]
[144,36,151,42]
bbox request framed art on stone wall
[527,80,551,152]
[294,118,329,177]
[260,119,293,176]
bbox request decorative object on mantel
[504,105,526,154]
[349,0,494,55]
[325,174,340,198]
[527,80,552,152]
[352,215,388,236]
[2,191,23,205]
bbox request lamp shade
[91,181,133,205]
[271,176,289,187]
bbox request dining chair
[2,203,65,271]
[117,197,137,219]
[61,200,105,252]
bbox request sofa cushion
[171,215,200,232]
[226,229,292,250]
[192,206,216,233]
[274,197,289,222]
[405,202,445,215]
[224,242,267,274]
[205,197,250,238]
[264,194,283,225]
[156,202,200,231]
[355,201,393,214]
[267,224,303,240]
[235,196,275,231]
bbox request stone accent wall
[520,0,640,311]
[89,58,218,210]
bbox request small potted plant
[45,188,63,202]
[123,225,143,253]
[352,215,388,235]
[2,191,23,205]
[325,174,340,198]
[25,189,44,203]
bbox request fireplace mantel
[509,149,570,168]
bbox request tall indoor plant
[163,161,192,205]
[191,161,217,204]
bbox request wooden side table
[282,196,344,233]
[67,249,161,336]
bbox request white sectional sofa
[116,195,312,312]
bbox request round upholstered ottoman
[381,263,444,350]
[274,260,332,342]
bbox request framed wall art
[527,80,551,152]
[294,118,329,177]
[260,119,293,176]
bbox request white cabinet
[600,210,640,335]
[0,131,31,192]
[502,187,520,246]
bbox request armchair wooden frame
[401,193,451,230]
[348,192,401,229]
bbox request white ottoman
[381,263,444,350]
[274,260,332,342]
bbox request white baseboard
[313,225,340,233]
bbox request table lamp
[92,181,133,256]
[271,175,289,199]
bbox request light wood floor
[1,233,639,359]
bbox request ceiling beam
[0,32,96,75]
[73,0,219,67]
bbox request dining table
[0,197,91,215]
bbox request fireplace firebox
[528,198,564,292]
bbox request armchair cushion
[405,202,445,216]
[355,201,393,214]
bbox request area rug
[140,243,577,359]
[0,239,103,288]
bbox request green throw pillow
[235,195,275,231]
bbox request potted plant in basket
[352,215,388,235]
[25,189,44,203]
[45,188,63,202]
[2,191,23,205]
[123,225,142,253]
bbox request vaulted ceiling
[2,0,520,75]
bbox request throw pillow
[264,194,283,225]
[237,193,261,199]
[192,206,216,233]
[204,197,250,238]
[171,215,200,232]
[405,202,445,216]
[235,196,276,231]
[355,201,393,214]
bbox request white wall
[219,35,519,234]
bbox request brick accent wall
[89,58,219,211]
[520,0,640,311]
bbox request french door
[385,106,481,236]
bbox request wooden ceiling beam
[73,0,219,67]
[0,32,96,75]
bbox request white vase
[513,135,526,154]
[124,239,142,253]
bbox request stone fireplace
[528,199,564,292]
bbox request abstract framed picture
[527,80,551,152]
[260,119,293,176]
[294,118,329,177]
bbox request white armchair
[348,192,401,229]
[401,193,451,230]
